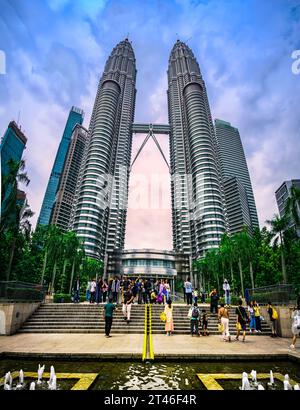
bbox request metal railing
[248,284,297,306]
[0,281,47,302]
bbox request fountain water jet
[29,382,35,390]
[16,369,24,389]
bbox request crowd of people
[73,276,300,347]
[83,276,173,306]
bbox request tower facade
[72,39,136,260]
[168,41,225,259]
[51,124,88,231]
[215,119,259,233]
[38,106,84,226]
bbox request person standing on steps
[248,301,256,333]
[73,276,80,303]
[111,276,120,304]
[290,299,300,349]
[267,301,278,337]
[122,284,134,324]
[223,279,231,306]
[103,297,117,338]
[164,299,174,336]
[86,279,91,302]
[95,277,103,304]
[102,280,108,303]
[184,277,193,306]
[201,309,209,336]
[90,278,97,304]
[189,302,201,337]
[253,300,262,333]
[235,299,249,342]
[209,288,219,314]
[218,303,231,342]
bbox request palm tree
[59,231,80,293]
[266,214,289,283]
[1,159,30,232]
[40,225,61,285]
[6,199,34,281]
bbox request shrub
[53,293,85,303]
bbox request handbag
[218,323,224,333]
[160,312,167,322]
[236,322,242,331]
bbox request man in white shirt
[90,279,97,304]
[184,277,193,306]
[223,279,231,306]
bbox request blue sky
[0,0,299,249]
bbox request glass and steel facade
[215,119,259,234]
[71,39,136,260]
[37,106,84,226]
[51,124,88,231]
[275,179,300,237]
[168,41,225,259]
[1,121,27,177]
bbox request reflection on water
[1,359,300,390]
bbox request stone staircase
[19,303,272,335]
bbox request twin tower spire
[71,39,226,261]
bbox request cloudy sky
[0,0,299,250]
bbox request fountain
[294,384,300,390]
[47,366,57,390]
[257,384,265,390]
[16,369,24,389]
[29,382,36,390]
[4,371,12,390]
[37,364,45,384]
[283,374,292,390]
[250,370,258,387]
[267,370,274,387]
[241,372,251,390]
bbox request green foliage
[53,293,86,303]
[194,221,300,295]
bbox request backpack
[192,307,199,319]
[272,308,278,320]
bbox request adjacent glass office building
[37,106,84,226]
[1,121,27,177]
[215,119,259,234]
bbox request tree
[266,215,289,283]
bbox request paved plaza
[0,333,299,361]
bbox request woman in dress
[164,299,174,336]
[290,299,300,349]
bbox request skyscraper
[1,121,28,222]
[72,39,136,260]
[38,106,84,226]
[215,119,259,233]
[1,121,27,177]
[51,124,88,231]
[168,40,226,259]
[275,179,300,237]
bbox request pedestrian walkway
[0,333,299,361]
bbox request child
[201,309,209,336]
[193,288,199,305]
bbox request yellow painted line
[142,303,148,361]
[0,371,98,390]
[148,303,154,360]
[196,372,299,390]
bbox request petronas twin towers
[71,38,227,262]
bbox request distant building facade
[275,179,300,237]
[215,119,259,234]
[51,124,89,231]
[37,106,84,226]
